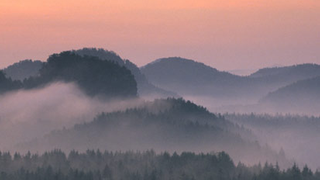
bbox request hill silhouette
[249,64,320,90]
[19,98,289,166]
[142,58,320,109]
[250,64,320,79]
[260,76,320,114]
[141,57,249,98]
[0,71,22,94]
[23,51,137,98]
[73,48,178,98]
[2,60,43,81]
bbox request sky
[1,0,319,73]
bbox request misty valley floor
[1,48,320,180]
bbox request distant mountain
[241,64,320,102]
[18,98,287,166]
[142,59,320,107]
[141,57,249,98]
[250,64,320,84]
[73,48,178,98]
[250,66,286,78]
[0,71,22,94]
[3,60,43,81]
[216,64,320,114]
[217,74,320,115]
[23,51,137,98]
[227,68,257,76]
[260,76,320,114]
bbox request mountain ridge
[2,60,43,81]
[73,48,178,99]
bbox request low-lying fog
[0,82,142,151]
[184,95,320,117]
[1,84,320,170]
[183,95,320,170]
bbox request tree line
[0,150,318,180]
[0,51,138,98]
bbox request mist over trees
[260,76,320,114]
[3,50,320,113]
[21,51,138,98]
[17,98,289,167]
[225,113,320,170]
[141,59,320,114]
[1,48,320,179]
[1,48,177,99]
[0,150,318,180]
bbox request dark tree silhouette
[0,71,22,94]
[0,150,318,180]
[23,51,137,98]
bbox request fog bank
[0,82,142,150]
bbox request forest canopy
[0,150,318,180]
[10,52,139,98]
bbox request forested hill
[250,64,320,80]
[22,51,138,98]
[249,63,320,92]
[73,48,178,98]
[73,48,124,65]
[225,113,320,170]
[2,60,43,81]
[0,150,316,180]
[141,59,320,104]
[0,71,22,94]
[141,57,239,86]
[140,57,245,97]
[140,57,282,101]
[19,98,288,166]
[258,76,320,114]
[262,76,320,104]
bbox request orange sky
[1,0,320,72]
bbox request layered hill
[141,57,250,98]
[22,51,138,98]
[260,76,320,114]
[142,58,320,109]
[19,98,289,166]
[225,113,320,169]
[2,48,177,99]
[0,71,22,94]
[2,60,43,81]
[73,48,178,98]
[249,64,320,89]
[250,64,320,79]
